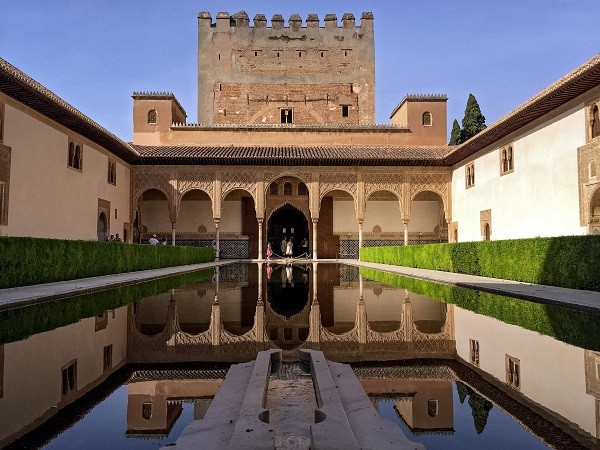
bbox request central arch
[267,204,309,257]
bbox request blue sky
[1,1,599,141]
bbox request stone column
[356,275,367,345]
[214,219,220,260]
[171,222,176,246]
[312,218,318,259]
[257,219,263,260]
[403,219,409,246]
[358,219,364,258]
[255,264,266,344]
[308,262,320,345]
[403,289,413,342]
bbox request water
[0,263,598,449]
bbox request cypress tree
[461,93,486,142]
[449,119,462,145]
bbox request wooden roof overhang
[445,54,600,166]
[0,58,138,164]
[132,145,449,167]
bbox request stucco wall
[454,307,596,436]
[2,102,130,240]
[451,105,587,241]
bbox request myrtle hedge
[0,237,215,289]
[360,235,600,291]
[0,269,213,345]
[360,267,600,351]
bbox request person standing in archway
[286,238,293,257]
[266,242,273,259]
[280,237,287,256]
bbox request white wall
[454,307,596,436]
[3,102,130,240]
[451,105,587,241]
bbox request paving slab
[344,260,600,315]
[0,260,234,312]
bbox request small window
[142,402,153,420]
[103,345,113,372]
[281,108,293,124]
[483,223,491,241]
[592,105,600,139]
[147,109,157,124]
[465,163,475,188]
[500,146,514,174]
[506,355,520,390]
[283,182,292,195]
[254,51,258,57]
[107,161,117,185]
[269,182,279,195]
[0,102,4,142]
[344,50,347,57]
[320,51,324,57]
[61,360,77,397]
[341,105,349,118]
[591,160,597,178]
[298,51,302,57]
[427,400,439,417]
[469,339,480,366]
[115,209,118,220]
[0,181,7,227]
[68,141,83,170]
[422,111,432,126]
[298,182,308,195]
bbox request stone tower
[197,11,375,125]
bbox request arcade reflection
[129,264,453,363]
[0,263,599,449]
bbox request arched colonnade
[131,167,452,259]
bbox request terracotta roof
[390,94,447,119]
[133,145,449,166]
[0,57,138,163]
[445,53,600,165]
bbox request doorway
[267,205,309,257]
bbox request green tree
[468,392,493,434]
[449,119,462,145]
[461,93,486,142]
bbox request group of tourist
[265,237,309,259]
[148,234,168,245]
[108,234,122,242]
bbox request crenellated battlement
[197,11,373,31]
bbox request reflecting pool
[0,263,598,449]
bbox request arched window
[283,182,292,195]
[484,223,490,241]
[298,182,308,195]
[501,149,507,173]
[68,142,82,170]
[422,111,432,126]
[507,146,513,171]
[147,109,157,124]
[592,106,600,139]
[269,182,279,195]
[591,160,597,178]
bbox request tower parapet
[197,11,375,126]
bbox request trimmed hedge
[0,269,214,345]
[0,237,215,289]
[360,235,600,291]
[360,267,600,351]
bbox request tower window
[342,105,349,118]
[281,109,293,124]
[592,105,600,139]
[465,163,475,188]
[61,360,77,397]
[269,182,278,195]
[147,109,157,124]
[422,112,432,126]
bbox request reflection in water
[1,263,599,449]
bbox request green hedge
[360,267,600,351]
[0,237,215,289]
[0,269,214,345]
[360,235,600,291]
